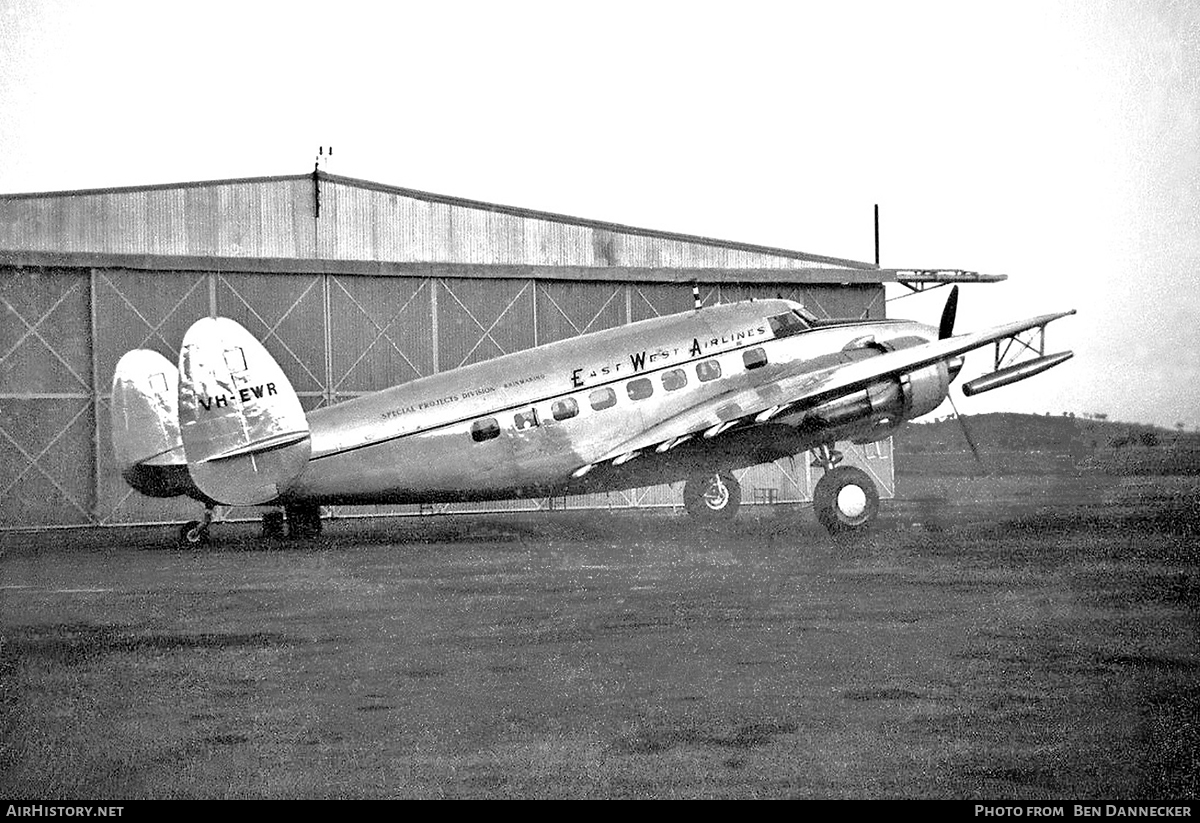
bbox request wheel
[178,520,210,547]
[813,466,879,535]
[683,471,741,522]
[286,504,323,539]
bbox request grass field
[1,471,1196,799]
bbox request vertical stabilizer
[111,349,194,498]
[178,318,311,506]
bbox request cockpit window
[768,311,809,339]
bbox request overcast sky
[1,0,1197,427]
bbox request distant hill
[893,413,1200,476]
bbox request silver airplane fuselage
[278,299,938,506]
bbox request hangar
[0,169,985,530]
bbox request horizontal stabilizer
[178,317,311,506]
[197,430,312,463]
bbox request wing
[575,309,1075,474]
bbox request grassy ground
[1,475,1196,798]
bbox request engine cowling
[803,361,949,439]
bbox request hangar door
[0,266,891,529]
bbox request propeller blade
[947,391,985,470]
[938,285,960,340]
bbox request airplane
[110,285,1075,545]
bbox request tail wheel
[178,520,210,547]
[813,466,879,535]
[684,471,741,521]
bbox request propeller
[938,284,959,340]
[936,285,982,469]
[947,391,986,472]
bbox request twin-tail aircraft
[111,285,1075,545]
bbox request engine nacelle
[899,361,949,420]
[803,361,949,437]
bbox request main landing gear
[683,470,741,522]
[177,503,324,547]
[262,504,323,540]
[810,445,879,535]
[284,504,323,539]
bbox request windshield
[768,310,811,339]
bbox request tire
[683,471,741,522]
[286,504,323,539]
[178,520,210,547]
[813,466,880,535]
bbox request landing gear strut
[286,503,323,539]
[178,506,215,547]
[683,470,741,522]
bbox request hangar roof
[0,171,1004,286]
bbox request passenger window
[552,398,579,421]
[743,347,768,370]
[627,377,653,401]
[589,387,617,411]
[662,368,687,392]
[696,360,722,382]
[471,418,500,442]
[514,409,539,430]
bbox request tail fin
[111,349,195,498]
[178,317,311,506]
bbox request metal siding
[1,175,872,271]
[328,275,434,397]
[0,266,95,527]
[629,282,693,322]
[331,183,374,260]
[287,178,317,259]
[535,281,625,345]
[145,188,186,255]
[0,397,94,526]
[183,185,221,257]
[92,269,210,390]
[215,273,327,395]
[437,278,535,370]
[1,267,91,394]
[222,183,261,257]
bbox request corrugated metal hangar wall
[0,171,894,529]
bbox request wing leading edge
[583,308,1076,470]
